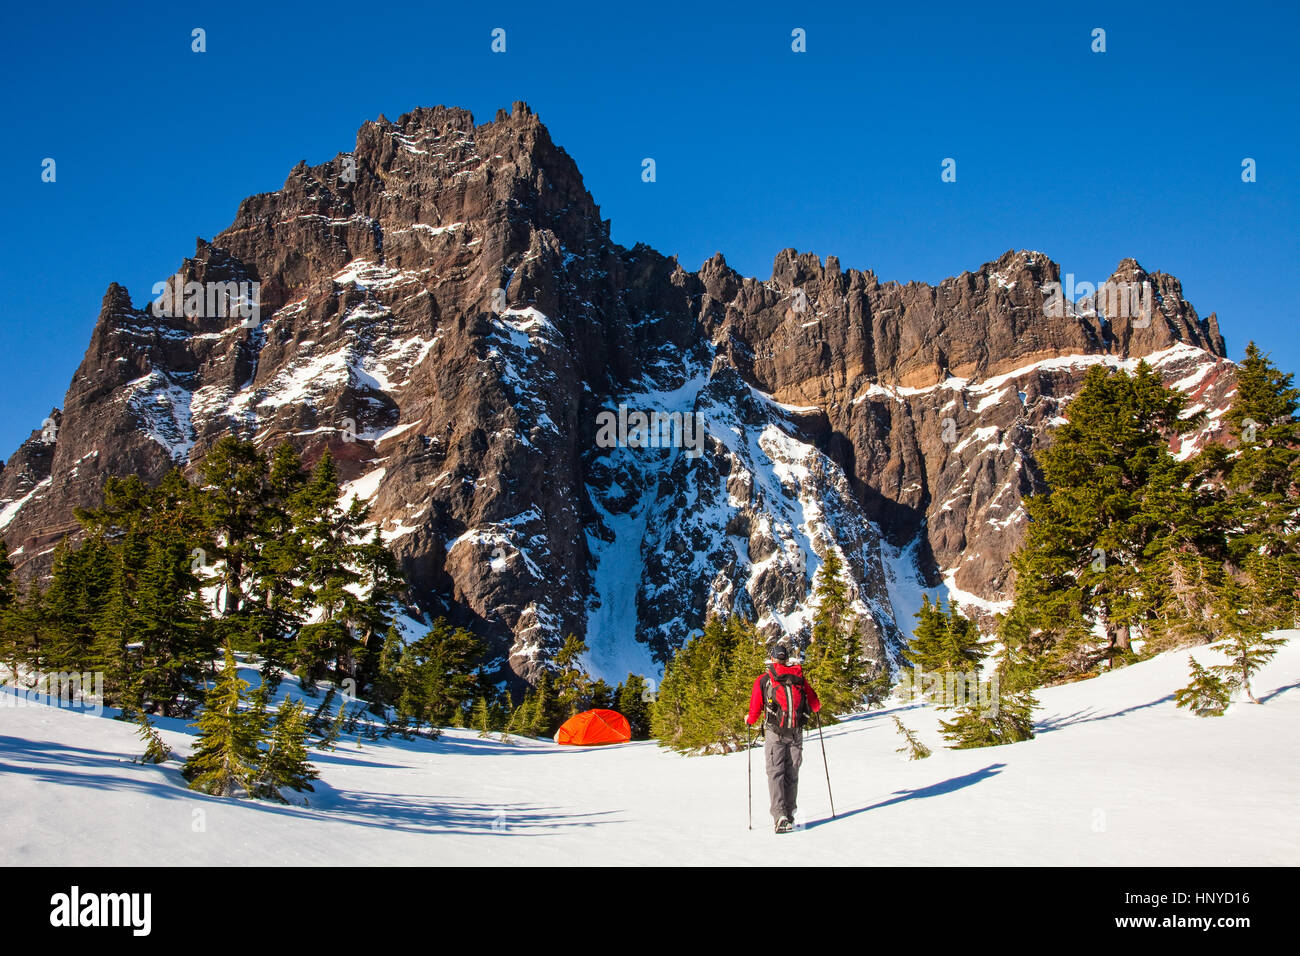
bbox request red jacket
[747,662,821,726]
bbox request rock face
[0,103,1239,681]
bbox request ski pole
[815,711,835,818]
[746,724,752,830]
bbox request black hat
[772,643,790,662]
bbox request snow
[2,635,1295,865]
[583,362,711,684]
[941,567,1013,616]
[881,538,945,652]
[124,372,195,462]
[396,222,465,237]
[850,343,1218,407]
[0,477,52,531]
[745,383,820,415]
[340,466,386,507]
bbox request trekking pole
[815,711,835,818]
[746,724,753,830]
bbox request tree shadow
[1034,692,1176,734]
[0,735,616,837]
[1258,680,1300,704]
[803,763,1005,828]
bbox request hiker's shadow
[803,763,1005,829]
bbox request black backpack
[760,666,810,730]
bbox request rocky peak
[0,105,1246,684]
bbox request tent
[554,709,632,746]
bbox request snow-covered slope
[3,635,1295,866]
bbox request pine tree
[1006,363,1201,678]
[652,615,765,754]
[0,579,50,679]
[1213,599,1290,704]
[197,435,268,623]
[862,664,894,710]
[371,625,405,709]
[134,710,173,764]
[517,670,561,738]
[43,536,114,678]
[937,643,1038,749]
[244,442,309,691]
[553,634,594,718]
[326,697,347,747]
[615,674,653,740]
[309,687,342,750]
[472,696,492,738]
[1173,658,1232,716]
[253,699,319,802]
[803,547,867,721]
[904,595,988,704]
[182,646,263,796]
[393,619,483,729]
[588,678,614,711]
[289,448,401,688]
[891,716,931,760]
[130,533,213,716]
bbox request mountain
[0,102,1239,682]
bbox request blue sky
[1,0,1296,458]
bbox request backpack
[761,665,809,730]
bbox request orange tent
[554,709,632,746]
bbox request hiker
[746,642,821,833]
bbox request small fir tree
[892,716,931,760]
[1173,658,1232,716]
[134,710,173,764]
[182,647,262,796]
[253,699,319,802]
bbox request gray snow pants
[765,724,803,822]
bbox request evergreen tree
[0,581,52,679]
[803,547,867,721]
[862,664,894,710]
[134,710,173,764]
[614,674,653,740]
[1006,363,1200,678]
[553,634,594,718]
[289,449,401,688]
[308,687,341,749]
[393,619,484,729]
[325,697,347,749]
[1212,562,1291,703]
[652,616,766,754]
[182,646,262,796]
[197,435,268,623]
[371,625,406,709]
[471,696,492,737]
[891,716,931,760]
[588,678,614,711]
[904,595,988,704]
[129,533,213,716]
[514,670,562,738]
[937,642,1038,749]
[43,536,115,677]
[1173,658,1232,717]
[253,699,319,802]
[244,442,310,691]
